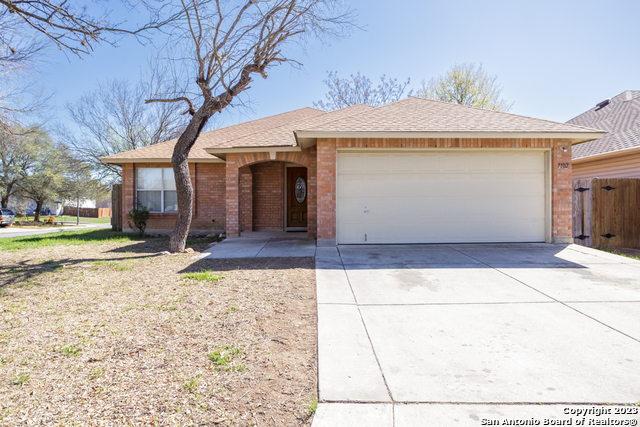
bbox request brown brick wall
[121,138,573,243]
[239,166,253,232]
[225,148,316,237]
[316,138,574,243]
[251,162,284,230]
[123,162,226,234]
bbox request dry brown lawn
[0,236,317,426]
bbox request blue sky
[40,0,640,130]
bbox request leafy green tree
[0,127,40,208]
[313,71,412,110]
[16,132,65,221]
[58,150,109,224]
[417,63,512,112]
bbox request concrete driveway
[313,244,640,426]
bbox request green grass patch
[0,229,138,251]
[207,344,245,371]
[19,216,111,224]
[59,344,82,357]
[182,271,223,282]
[10,372,30,386]
[91,260,132,271]
[304,396,318,416]
[598,247,640,261]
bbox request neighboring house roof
[102,97,605,164]
[567,90,640,160]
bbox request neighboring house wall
[573,148,640,180]
[315,137,574,244]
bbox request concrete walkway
[313,243,640,426]
[203,231,316,258]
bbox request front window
[136,168,177,212]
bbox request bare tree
[65,66,188,182]
[145,0,353,252]
[0,0,174,59]
[417,63,513,112]
[313,71,411,110]
[0,9,48,128]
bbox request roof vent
[595,98,610,110]
[625,91,633,101]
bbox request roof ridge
[217,104,374,147]
[401,97,604,133]
[567,90,640,123]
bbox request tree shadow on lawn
[179,256,315,273]
[0,254,163,293]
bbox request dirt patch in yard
[0,237,317,426]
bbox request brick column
[552,141,573,243]
[306,146,318,238]
[316,138,336,246]
[122,163,135,232]
[239,166,253,232]
[225,155,241,237]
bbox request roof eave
[294,131,606,145]
[204,146,301,161]
[573,144,640,163]
[99,157,224,165]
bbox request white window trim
[136,168,176,213]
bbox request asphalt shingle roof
[101,107,324,162]
[102,96,604,164]
[567,90,640,160]
[303,97,602,134]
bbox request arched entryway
[239,161,308,232]
[224,149,317,238]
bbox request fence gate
[111,184,122,232]
[572,178,640,249]
[572,179,593,247]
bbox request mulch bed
[0,238,317,426]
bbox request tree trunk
[1,182,13,208]
[169,111,211,253]
[34,201,42,222]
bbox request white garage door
[337,151,547,244]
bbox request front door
[287,167,307,228]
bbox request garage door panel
[337,151,547,244]
[415,155,441,171]
[364,154,389,172]
[338,153,364,173]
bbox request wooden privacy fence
[63,206,112,218]
[573,178,640,248]
[111,184,122,232]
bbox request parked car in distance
[0,209,15,227]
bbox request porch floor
[203,231,316,259]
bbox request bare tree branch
[144,0,355,252]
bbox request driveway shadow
[334,243,595,269]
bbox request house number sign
[295,177,306,203]
[557,162,569,169]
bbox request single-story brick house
[567,90,640,179]
[101,97,604,246]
